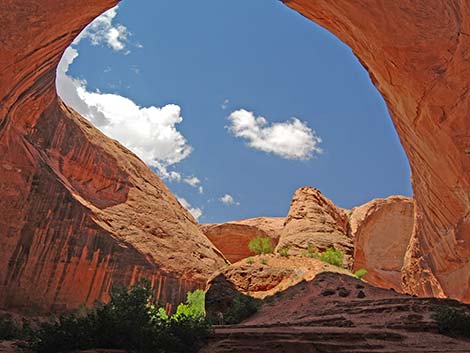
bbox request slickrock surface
[200,218,284,263]
[275,187,353,268]
[282,0,470,301]
[0,0,224,313]
[206,255,349,300]
[351,196,414,292]
[202,272,470,353]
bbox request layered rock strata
[0,0,224,313]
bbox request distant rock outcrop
[350,196,414,292]
[200,218,284,263]
[275,187,353,268]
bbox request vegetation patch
[223,293,261,325]
[248,236,274,255]
[432,305,470,338]
[24,283,210,353]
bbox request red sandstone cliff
[0,0,225,313]
[350,196,414,292]
[1,0,469,307]
[282,0,470,301]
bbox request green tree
[248,237,274,255]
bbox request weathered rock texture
[275,187,353,268]
[0,0,224,313]
[202,272,470,353]
[351,196,414,292]
[0,0,469,307]
[283,0,470,301]
[201,217,284,263]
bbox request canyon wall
[0,0,225,313]
[351,196,414,292]
[283,0,470,300]
[0,0,469,306]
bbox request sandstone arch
[0,0,468,310]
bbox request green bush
[246,257,255,264]
[278,246,290,257]
[174,289,205,319]
[432,305,470,338]
[319,248,344,267]
[0,314,20,340]
[354,268,368,280]
[224,293,261,325]
[28,283,211,353]
[248,237,274,255]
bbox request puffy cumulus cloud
[73,6,130,52]
[177,197,203,221]
[226,109,322,160]
[219,194,239,206]
[57,47,192,178]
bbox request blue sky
[58,0,412,223]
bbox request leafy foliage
[246,257,255,264]
[354,268,368,280]
[174,289,205,319]
[278,245,290,257]
[301,246,345,268]
[223,293,261,325]
[319,248,344,267]
[0,314,20,340]
[28,283,211,353]
[248,237,274,255]
[432,305,470,338]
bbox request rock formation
[282,0,470,301]
[0,0,225,313]
[0,0,469,310]
[200,217,284,263]
[202,272,470,353]
[275,187,353,268]
[351,196,414,292]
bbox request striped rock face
[0,0,225,313]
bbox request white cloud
[198,186,204,194]
[57,48,192,180]
[74,6,129,52]
[226,109,322,160]
[177,197,203,221]
[219,194,239,206]
[184,176,200,187]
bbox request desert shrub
[319,248,344,267]
[248,237,274,255]
[0,314,20,340]
[432,305,470,338]
[260,258,269,265]
[246,257,255,264]
[29,283,211,353]
[224,293,261,325]
[354,268,367,279]
[278,246,290,257]
[354,268,368,280]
